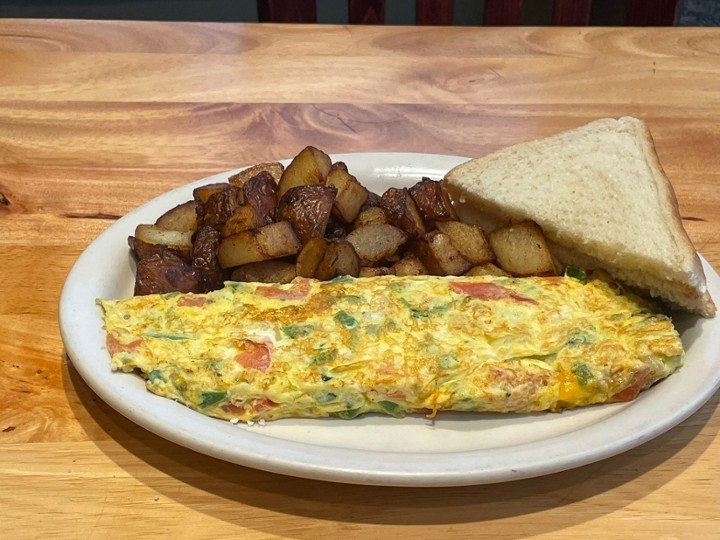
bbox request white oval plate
[59,153,720,487]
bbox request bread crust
[625,117,715,316]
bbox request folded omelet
[99,274,683,422]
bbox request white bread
[443,116,716,317]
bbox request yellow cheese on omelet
[99,274,683,422]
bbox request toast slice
[443,116,716,317]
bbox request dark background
[0,0,717,25]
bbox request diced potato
[228,162,285,187]
[392,254,428,276]
[352,206,387,230]
[220,170,278,237]
[465,262,510,277]
[408,178,458,222]
[221,205,265,237]
[380,187,426,238]
[134,224,193,250]
[359,266,393,277]
[278,146,332,199]
[346,223,408,265]
[296,237,360,279]
[155,201,198,232]
[192,225,224,292]
[218,221,301,268]
[255,221,302,258]
[315,240,360,280]
[241,171,278,223]
[193,182,232,204]
[488,221,557,276]
[231,260,297,284]
[362,191,382,210]
[324,215,348,240]
[325,167,368,224]
[330,161,348,173]
[129,236,192,262]
[415,231,472,276]
[199,186,244,229]
[134,248,200,295]
[218,232,265,269]
[296,237,329,278]
[277,185,336,245]
[434,221,494,265]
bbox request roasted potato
[296,237,328,278]
[488,221,557,276]
[352,206,387,230]
[155,201,198,232]
[346,223,408,265]
[229,162,284,187]
[392,254,428,276]
[231,260,297,284]
[325,167,368,223]
[359,266,393,277]
[296,237,360,279]
[221,172,279,236]
[129,236,192,263]
[221,205,265,237]
[218,221,301,269]
[277,185,337,245]
[434,221,494,265]
[192,225,224,292]
[361,190,382,210]
[134,248,200,296]
[278,146,332,199]
[134,224,193,250]
[380,187,426,238]
[414,231,472,276]
[465,262,510,277]
[324,215,348,240]
[241,171,278,223]
[193,182,232,204]
[199,186,245,230]
[316,239,360,280]
[330,161,349,173]
[409,178,458,222]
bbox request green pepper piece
[334,310,357,328]
[573,363,593,385]
[316,392,337,404]
[337,408,361,419]
[142,332,190,341]
[281,324,311,339]
[378,400,402,415]
[199,390,228,408]
[564,266,587,283]
[311,348,337,365]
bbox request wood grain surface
[1,19,719,539]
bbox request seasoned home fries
[129,146,554,296]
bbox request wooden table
[1,19,719,538]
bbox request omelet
[99,274,683,422]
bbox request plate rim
[59,152,720,487]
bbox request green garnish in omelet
[334,310,358,328]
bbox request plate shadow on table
[64,355,718,539]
